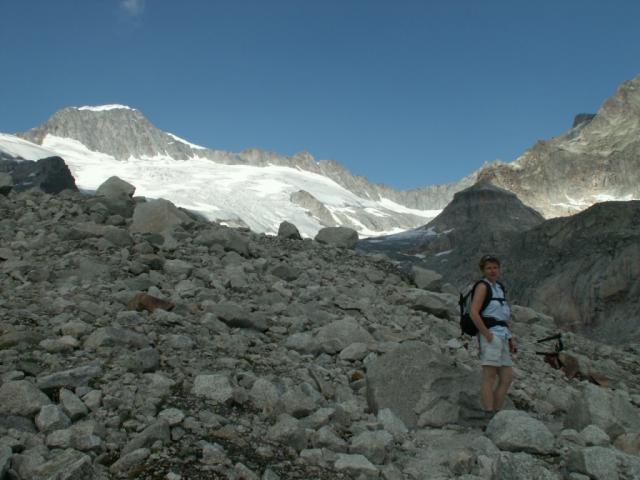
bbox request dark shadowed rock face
[0,156,77,194]
[573,113,596,128]
[506,200,640,344]
[359,181,545,285]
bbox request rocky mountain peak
[19,106,197,161]
[477,74,640,218]
[358,181,545,284]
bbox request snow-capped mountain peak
[5,107,440,237]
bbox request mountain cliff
[479,76,640,217]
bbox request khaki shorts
[479,334,513,367]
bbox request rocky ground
[1,178,640,479]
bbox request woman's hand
[509,337,517,354]
[484,331,494,343]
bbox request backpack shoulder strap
[472,279,493,315]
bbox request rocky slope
[1,181,639,479]
[479,75,640,217]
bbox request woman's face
[483,261,500,282]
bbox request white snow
[379,197,441,217]
[37,134,437,238]
[0,133,57,161]
[76,104,134,112]
[167,133,207,150]
[592,193,634,202]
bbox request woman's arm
[470,282,493,342]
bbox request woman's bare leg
[481,366,498,411]
[493,366,513,410]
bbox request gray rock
[284,332,322,355]
[366,341,479,429]
[312,426,347,451]
[0,414,37,433]
[581,425,611,446]
[121,420,170,455]
[96,175,136,199]
[130,198,193,234]
[315,226,359,249]
[35,404,71,432]
[568,446,620,480]
[277,221,302,240]
[164,258,194,277]
[158,408,185,426]
[485,410,555,454]
[406,289,455,317]
[276,386,319,418]
[266,414,308,451]
[122,347,161,372]
[0,380,51,416]
[495,452,561,480]
[102,225,133,246]
[565,383,640,437]
[412,266,443,291]
[614,432,640,455]
[82,389,103,410]
[84,327,149,349]
[377,408,408,439]
[30,448,94,480]
[339,342,370,361]
[334,453,379,478]
[270,263,301,281]
[195,227,250,256]
[193,374,234,403]
[110,448,151,476]
[0,445,11,480]
[349,430,394,464]
[206,302,267,331]
[0,156,77,194]
[202,442,230,465]
[249,378,282,413]
[316,319,374,354]
[37,362,104,390]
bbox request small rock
[110,448,151,476]
[35,404,71,433]
[193,374,234,403]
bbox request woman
[470,255,517,415]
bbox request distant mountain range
[1,75,640,237]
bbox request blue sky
[1,1,639,189]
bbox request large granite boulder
[130,198,193,235]
[315,227,359,249]
[96,175,135,199]
[366,341,480,429]
[565,383,640,437]
[485,410,555,454]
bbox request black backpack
[459,279,507,336]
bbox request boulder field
[0,178,639,479]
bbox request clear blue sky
[1,1,639,189]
